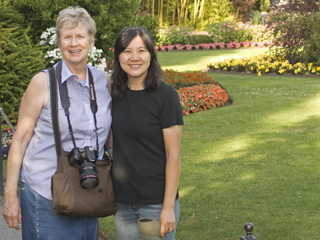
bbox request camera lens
[79,160,99,189]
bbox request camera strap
[55,61,99,156]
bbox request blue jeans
[114,199,180,240]
[20,182,98,240]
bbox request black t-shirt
[112,81,184,204]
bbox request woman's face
[119,35,151,83]
[58,21,93,67]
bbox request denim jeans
[114,199,180,240]
[20,181,98,240]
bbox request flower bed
[164,70,232,115]
[156,41,274,52]
[207,54,320,76]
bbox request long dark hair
[111,26,164,98]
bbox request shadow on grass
[178,74,320,239]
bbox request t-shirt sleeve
[161,89,184,129]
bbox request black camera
[68,146,99,189]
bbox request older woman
[2,6,111,239]
[111,26,183,240]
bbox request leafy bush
[133,13,160,44]
[0,1,46,126]
[250,10,263,24]
[267,0,320,64]
[232,0,255,22]
[10,0,143,62]
[158,25,193,46]
[199,0,235,28]
[300,12,320,65]
[206,21,273,43]
[189,34,212,45]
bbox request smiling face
[119,35,151,85]
[58,21,94,67]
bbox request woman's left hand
[159,206,176,237]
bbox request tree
[0,0,46,125]
[232,0,256,22]
[203,0,235,26]
[143,0,237,29]
[10,0,143,62]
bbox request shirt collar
[58,60,89,87]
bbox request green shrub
[133,13,160,45]
[189,34,212,45]
[251,10,262,24]
[158,25,192,46]
[0,1,45,126]
[10,0,142,62]
[300,12,320,65]
[268,0,320,63]
[206,21,248,43]
[206,21,273,43]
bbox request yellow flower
[266,69,270,73]
[317,67,320,71]
[258,72,261,76]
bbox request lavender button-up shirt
[20,61,112,200]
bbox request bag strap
[49,61,110,161]
[56,62,99,157]
[49,66,63,156]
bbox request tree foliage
[142,0,237,29]
[0,0,46,125]
[9,0,151,62]
[202,0,235,27]
[232,0,256,22]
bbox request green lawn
[157,47,269,72]
[177,73,320,239]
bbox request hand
[2,194,22,230]
[159,206,176,237]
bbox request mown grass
[100,48,320,239]
[176,74,320,239]
[157,47,269,72]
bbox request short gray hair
[55,6,96,46]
